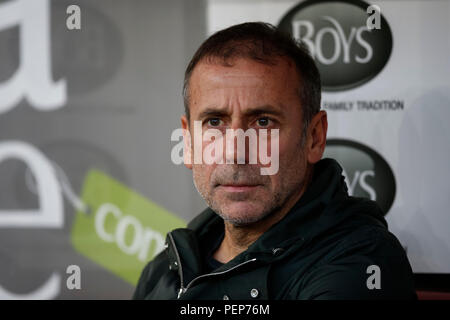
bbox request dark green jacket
[133,158,416,300]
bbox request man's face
[182,57,311,226]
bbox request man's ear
[306,110,328,164]
[181,115,193,170]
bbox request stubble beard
[193,159,306,227]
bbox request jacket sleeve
[293,228,417,300]
[133,261,153,300]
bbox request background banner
[0,0,205,299]
[1,0,449,299]
[208,0,450,275]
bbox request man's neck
[213,166,314,264]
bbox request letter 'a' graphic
[0,0,67,114]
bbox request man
[134,22,416,300]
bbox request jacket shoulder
[290,222,415,299]
[133,207,218,300]
[132,250,172,300]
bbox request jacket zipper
[167,232,185,295]
[167,232,258,299]
[183,258,257,294]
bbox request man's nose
[224,119,252,165]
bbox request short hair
[183,22,321,137]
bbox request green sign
[71,170,186,285]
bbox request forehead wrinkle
[195,78,267,116]
[202,74,265,93]
[189,58,302,118]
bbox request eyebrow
[243,105,284,118]
[196,104,284,120]
[197,107,229,120]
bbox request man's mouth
[216,184,261,192]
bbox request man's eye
[207,118,222,126]
[256,117,271,127]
